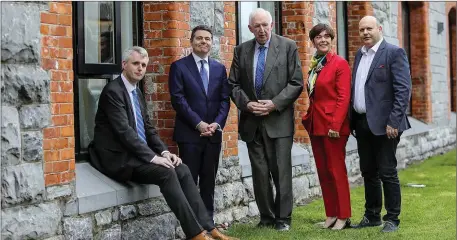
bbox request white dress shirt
[353,38,384,114]
[192,52,210,81]
[253,39,270,87]
[120,74,169,161]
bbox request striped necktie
[200,59,209,94]
[131,89,147,143]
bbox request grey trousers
[246,126,293,224]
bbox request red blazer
[302,52,351,136]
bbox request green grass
[227,150,456,240]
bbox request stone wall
[1,2,64,239]
[372,2,399,46]
[429,2,451,125]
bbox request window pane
[239,2,257,43]
[121,2,138,53]
[78,78,108,151]
[336,2,348,59]
[84,2,115,64]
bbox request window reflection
[78,78,108,151]
[84,2,115,64]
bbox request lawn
[227,150,456,240]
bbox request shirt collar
[121,73,136,93]
[362,37,384,54]
[192,52,209,66]
[255,37,271,50]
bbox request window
[236,2,282,44]
[402,2,412,115]
[74,2,142,159]
[336,2,348,60]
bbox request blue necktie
[200,59,209,94]
[131,89,147,143]
[255,46,266,98]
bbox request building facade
[1,1,456,239]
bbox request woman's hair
[309,23,335,41]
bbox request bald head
[359,16,383,48]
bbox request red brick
[43,127,60,138]
[60,126,74,137]
[60,171,75,184]
[58,15,72,26]
[53,161,69,172]
[58,37,72,48]
[144,12,162,21]
[52,115,67,126]
[60,149,75,160]
[44,150,60,162]
[41,12,58,24]
[45,174,60,186]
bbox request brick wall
[409,2,432,123]
[41,1,75,186]
[346,2,374,69]
[221,2,238,157]
[142,2,191,154]
[282,1,313,144]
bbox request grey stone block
[2,65,50,105]
[64,198,79,217]
[292,176,310,204]
[214,208,234,225]
[96,224,120,240]
[112,208,120,222]
[95,210,112,226]
[190,2,214,29]
[63,217,93,240]
[2,202,62,239]
[232,206,248,221]
[1,106,21,166]
[214,2,224,35]
[1,2,47,63]
[241,177,254,201]
[216,165,241,185]
[119,205,137,220]
[47,184,72,200]
[137,197,171,216]
[44,236,65,240]
[2,163,45,206]
[175,226,186,240]
[121,213,178,240]
[247,201,259,217]
[313,2,330,26]
[19,104,51,130]
[214,182,248,211]
[22,131,43,162]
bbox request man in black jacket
[89,46,237,240]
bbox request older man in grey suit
[228,8,304,231]
[350,16,411,233]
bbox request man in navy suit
[350,16,412,233]
[169,25,231,221]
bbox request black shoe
[352,216,382,229]
[256,221,275,228]
[275,222,290,231]
[381,221,399,233]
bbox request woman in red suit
[302,23,352,230]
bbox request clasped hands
[198,122,219,137]
[151,152,182,169]
[247,100,276,116]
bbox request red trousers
[310,136,351,219]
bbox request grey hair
[249,8,273,25]
[122,46,148,62]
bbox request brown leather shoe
[210,229,239,240]
[191,231,214,240]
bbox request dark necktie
[131,89,147,143]
[200,59,209,94]
[255,46,266,98]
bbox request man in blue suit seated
[350,16,412,233]
[89,46,237,240]
[169,25,231,223]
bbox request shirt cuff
[216,123,222,132]
[150,151,170,163]
[195,121,203,130]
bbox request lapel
[184,54,207,97]
[206,58,218,99]
[262,34,280,84]
[116,77,136,130]
[366,40,387,82]
[244,39,256,95]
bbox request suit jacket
[350,40,412,135]
[228,34,304,142]
[89,77,168,182]
[302,52,351,136]
[169,54,230,143]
